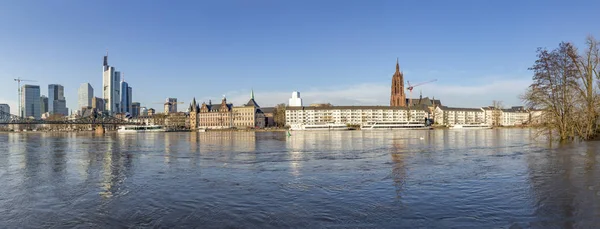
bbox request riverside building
[285,105,429,126]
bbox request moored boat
[449,123,492,129]
[118,125,166,133]
[360,121,432,130]
[289,123,350,131]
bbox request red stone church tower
[390,59,406,106]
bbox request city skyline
[1,1,600,115]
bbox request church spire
[251,89,255,100]
[396,57,399,72]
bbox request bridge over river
[0,110,143,132]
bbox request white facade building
[436,105,532,126]
[78,83,93,109]
[501,106,530,126]
[288,91,303,107]
[434,107,486,126]
[102,54,121,114]
[286,106,429,126]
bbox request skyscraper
[92,97,105,112]
[21,85,41,119]
[40,95,48,114]
[0,104,9,115]
[288,91,303,107]
[131,102,140,117]
[102,53,121,114]
[165,98,178,114]
[128,87,132,113]
[78,83,94,109]
[390,58,406,107]
[48,84,68,116]
[120,80,130,113]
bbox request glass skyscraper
[78,83,94,109]
[21,85,41,119]
[48,84,68,116]
[120,80,130,113]
[40,95,48,114]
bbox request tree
[522,42,580,141]
[492,100,503,127]
[272,103,287,128]
[567,36,600,140]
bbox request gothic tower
[390,58,406,106]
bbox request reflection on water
[0,129,599,228]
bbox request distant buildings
[197,98,233,129]
[141,107,148,116]
[102,53,121,114]
[92,97,105,112]
[435,105,533,126]
[0,104,9,115]
[78,83,93,110]
[390,59,407,107]
[289,91,302,107]
[40,95,48,114]
[165,98,178,114]
[148,108,155,116]
[48,84,68,116]
[189,90,266,130]
[21,85,41,119]
[131,102,140,117]
[120,80,131,113]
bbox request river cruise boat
[360,121,432,130]
[449,123,492,129]
[117,125,166,133]
[289,123,350,131]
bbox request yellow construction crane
[14,77,37,117]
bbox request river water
[0,129,599,228]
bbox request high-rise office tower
[131,102,140,117]
[120,80,130,113]
[102,53,121,114]
[78,83,94,109]
[165,98,178,114]
[92,97,105,112]
[0,104,9,115]
[48,84,68,116]
[40,95,48,114]
[21,85,41,119]
[128,87,132,113]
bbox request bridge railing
[0,110,144,125]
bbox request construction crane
[14,77,37,117]
[406,79,437,107]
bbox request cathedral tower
[390,58,406,106]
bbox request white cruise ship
[449,123,492,129]
[118,125,166,133]
[360,121,432,130]
[289,123,350,131]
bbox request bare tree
[522,42,579,141]
[272,103,287,128]
[492,100,503,127]
[568,36,600,140]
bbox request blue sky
[1,0,599,114]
